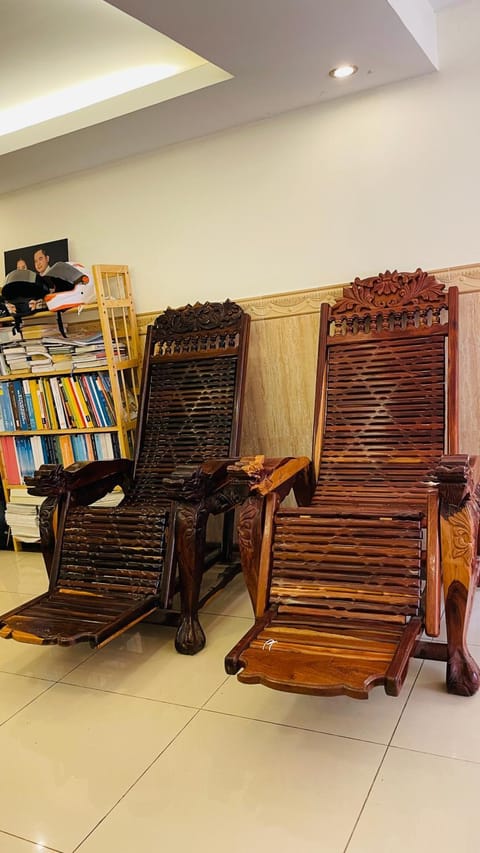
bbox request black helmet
[1,269,49,332]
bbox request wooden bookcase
[0,264,140,549]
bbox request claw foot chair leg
[441,499,480,696]
[175,502,208,655]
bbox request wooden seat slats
[0,300,250,652]
[226,269,480,698]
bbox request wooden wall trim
[136,263,480,332]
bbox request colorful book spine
[29,379,43,430]
[79,375,103,427]
[0,436,21,484]
[8,383,21,430]
[70,377,93,428]
[95,373,116,424]
[49,377,68,430]
[0,385,14,431]
[60,377,84,429]
[12,381,30,430]
[22,380,36,430]
[36,382,49,429]
[41,378,59,430]
[59,434,75,467]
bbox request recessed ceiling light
[329,64,358,79]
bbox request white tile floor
[1,551,480,853]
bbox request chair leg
[441,504,480,696]
[444,579,480,695]
[174,502,208,655]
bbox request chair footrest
[0,591,159,647]
[229,615,423,699]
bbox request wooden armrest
[162,458,241,501]
[26,459,133,499]
[228,455,312,498]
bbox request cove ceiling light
[0,64,178,137]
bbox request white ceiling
[0,0,467,195]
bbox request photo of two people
[4,238,69,277]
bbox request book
[59,434,75,467]
[8,486,44,506]
[36,382,49,429]
[40,377,59,430]
[60,377,84,428]
[57,380,75,428]
[0,353,10,375]
[49,377,68,430]
[15,436,35,480]
[81,374,107,427]
[29,379,43,430]
[70,376,93,428]
[13,380,30,430]
[0,436,21,484]
[30,434,46,470]
[22,379,36,428]
[0,385,15,431]
[7,383,21,430]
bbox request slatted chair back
[132,301,250,504]
[265,271,455,642]
[312,269,457,508]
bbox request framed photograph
[4,238,69,277]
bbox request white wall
[0,1,479,314]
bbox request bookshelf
[0,264,140,548]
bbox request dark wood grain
[0,301,251,651]
[226,270,480,698]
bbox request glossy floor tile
[62,613,251,707]
[347,746,480,852]
[0,682,195,852]
[0,831,59,853]
[0,629,96,681]
[391,655,480,761]
[201,571,253,618]
[206,658,422,744]
[76,711,385,853]
[0,671,52,723]
[0,550,47,596]
[1,550,480,853]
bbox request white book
[8,488,44,506]
[100,432,114,459]
[30,435,45,471]
[49,377,68,429]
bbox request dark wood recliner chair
[0,300,250,654]
[226,270,480,699]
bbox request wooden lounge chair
[226,270,480,698]
[0,300,250,653]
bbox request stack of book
[5,487,44,543]
[2,343,31,373]
[5,485,125,543]
[0,314,74,376]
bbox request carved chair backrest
[312,270,458,505]
[132,301,250,501]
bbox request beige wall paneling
[135,264,480,463]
